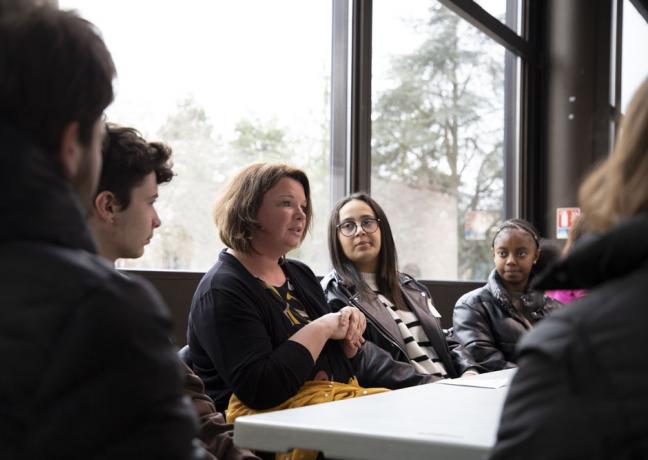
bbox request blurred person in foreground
[0,4,196,458]
[489,76,648,459]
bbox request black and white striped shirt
[361,272,448,378]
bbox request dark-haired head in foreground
[0,5,196,458]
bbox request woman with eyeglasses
[452,218,561,372]
[322,193,480,379]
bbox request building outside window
[372,0,514,280]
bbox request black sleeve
[321,276,348,314]
[488,314,601,459]
[446,332,483,374]
[488,352,590,459]
[350,341,438,389]
[191,285,315,410]
[452,300,516,371]
[28,276,198,459]
[326,296,347,313]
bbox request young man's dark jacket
[0,123,197,459]
[322,271,479,377]
[489,213,648,460]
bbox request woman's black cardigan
[187,250,433,412]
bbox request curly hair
[96,123,174,209]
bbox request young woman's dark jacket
[489,213,648,460]
[452,269,561,372]
[187,251,435,413]
[321,271,479,377]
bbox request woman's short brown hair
[213,163,313,253]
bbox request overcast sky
[59,0,647,134]
[59,0,332,139]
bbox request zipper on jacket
[345,291,409,359]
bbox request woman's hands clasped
[320,306,366,358]
[290,305,366,362]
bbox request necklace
[262,276,310,326]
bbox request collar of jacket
[325,269,453,373]
[534,213,648,291]
[486,269,514,307]
[322,269,410,355]
[0,121,96,253]
[320,269,340,292]
[486,269,546,317]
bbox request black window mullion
[349,0,372,194]
[330,0,351,206]
[437,0,536,65]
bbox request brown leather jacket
[322,271,480,377]
[182,363,260,460]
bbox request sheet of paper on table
[436,374,514,389]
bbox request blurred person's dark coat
[0,124,198,459]
[489,214,648,459]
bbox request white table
[234,369,515,460]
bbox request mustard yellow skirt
[227,378,389,460]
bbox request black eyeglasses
[337,217,381,237]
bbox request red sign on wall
[556,207,580,239]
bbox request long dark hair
[328,193,407,310]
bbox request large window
[60,0,333,273]
[61,0,528,281]
[372,1,512,280]
[473,0,522,34]
[622,0,648,111]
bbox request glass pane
[622,0,648,111]
[59,0,332,273]
[473,0,522,35]
[372,0,507,281]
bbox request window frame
[331,0,536,215]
